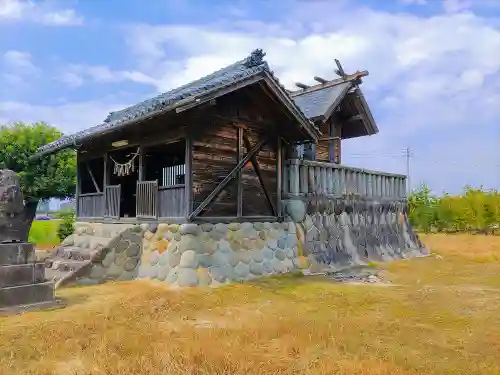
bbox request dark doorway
[108,146,140,217]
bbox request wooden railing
[77,193,104,217]
[136,180,158,219]
[283,159,407,199]
[158,185,186,218]
[105,185,121,218]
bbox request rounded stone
[253,222,263,230]
[166,266,179,284]
[106,263,124,278]
[214,223,228,232]
[262,247,274,260]
[242,239,255,250]
[198,254,213,268]
[167,242,178,253]
[89,265,106,279]
[249,260,263,275]
[148,223,158,233]
[267,238,278,249]
[212,250,230,266]
[157,265,170,281]
[197,268,212,286]
[178,235,201,253]
[288,222,297,234]
[262,260,274,274]
[235,250,252,264]
[118,270,136,281]
[168,251,181,267]
[61,235,74,247]
[115,239,130,253]
[228,223,240,231]
[114,252,128,267]
[254,238,266,249]
[178,268,198,287]
[201,240,217,255]
[124,257,139,271]
[272,258,285,273]
[283,258,294,271]
[285,248,295,259]
[180,223,199,236]
[285,200,306,222]
[147,265,159,279]
[149,251,160,266]
[286,234,297,248]
[168,224,180,233]
[275,249,286,261]
[234,262,250,279]
[158,251,170,266]
[126,243,141,257]
[268,229,280,239]
[209,264,233,283]
[157,223,169,233]
[138,266,150,278]
[164,232,174,241]
[277,237,287,249]
[143,231,155,240]
[230,240,242,251]
[200,223,213,232]
[251,249,263,263]
[263,222,272,229]
[180,250,198,268]
[101,251,115,268]
[74,236,90,249]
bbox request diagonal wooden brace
[188,137,269,222]
[242,133,277,216]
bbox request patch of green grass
[28,220,61,247]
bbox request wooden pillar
[276,136,282,218]
[75,152,80,218]
[138,147,144,182]
[184,138,193,217]
[333,119,342,164]
[237,127,244,218]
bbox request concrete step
[0,263,45,288]
[0,282,54,309]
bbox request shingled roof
[35,49,324,157]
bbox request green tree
[0,122,76,238]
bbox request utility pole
[405,147,411,195]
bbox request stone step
[0,263,45,288]
[48,259,90,273]
[44,268,69,282]
[51,246,93,261]
[0,282,54,309]
[72,236,112,250]
[0,242,35,266]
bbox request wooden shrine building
[35,49,391,223]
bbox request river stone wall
[284,198,428,271]
[137,222,307,288]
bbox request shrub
[57,208,76,240]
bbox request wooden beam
[314,76,328,84]
[187,137,269,222]
[85,162,101,193]
[334,59,346,78]
[242,132,277,217]
[289,70,369,97]
[295,82,310,90]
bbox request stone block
[0,242,34,266]
[0,282,54,308]
[0,263,45,288]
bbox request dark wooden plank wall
[241,128,277,216]
[314,119,342,164]
[191,121,239,217]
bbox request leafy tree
[57,208,76,240]
[0,122,76,238]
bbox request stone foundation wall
[284,198,428,271]
[137,222,306,288]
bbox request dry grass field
[1,233,500,375]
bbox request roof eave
[321,82,354,124]
[354,87,379,135]
[262,72,321,142]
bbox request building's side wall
[313,119,342,164]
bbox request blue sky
[1,0,499,195]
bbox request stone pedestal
[0,242,56,311]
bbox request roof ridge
[104,49,269,124]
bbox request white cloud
[57,64,157,88]
[0,0,83,26]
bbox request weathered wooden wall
[314,119,342,164]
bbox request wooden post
[138,146,144,182]
[276,136,282,218]
[300,164,308,194]
[289,159,300,195]
[185,138,193,218]
[237,127,244,218]
[75,152,80,218]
